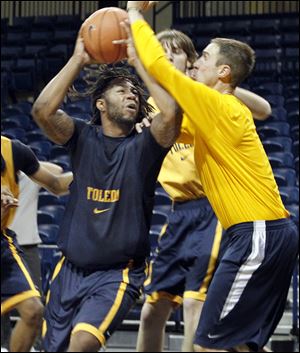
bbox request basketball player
[124,27,272,352]
[126,2,299,352]
[1,135,72,352]
[31,24,182,351]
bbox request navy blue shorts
[145,198,228,305]
[194,218,299,351]
[43,257,146,351]
[1,229,40,314]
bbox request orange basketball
[82,7,128,63]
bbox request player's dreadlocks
[68,63,154,125]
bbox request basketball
[82,7,128,64]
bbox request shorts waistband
[65,257,146,274]
[172,197,209,211]
[226,218,293,236]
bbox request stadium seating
[38,223,60,244]
[38,192,62,208]
[39,205,65,225]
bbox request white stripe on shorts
[220,220,266,320]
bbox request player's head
[191,38,255,89]
[69,65,153,127]
[157,29,198,73]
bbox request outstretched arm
[29,164,73,196]
[117,20,182,147]
[234,87,271,121]
[31,27,95,145]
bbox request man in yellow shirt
[124,2,299,352]
[125,22,273,352]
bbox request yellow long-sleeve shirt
[132,20,288,229]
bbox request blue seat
[37,211,55,225]
[291,125,299,141]
[193,21,222,36]
[257,82,283,95]
[279,186,299,205]
[38,192,62,208]
[2,114,31,130]
[285,97,299,113]
[2,127,27,142]
[280,17,299,32]
[26,131,48,143]
[38,224,60,244]
[29,140,52,158]
[222,20,251,36]
[269,107,287,121]
[151,210,168,234]
[273,168,297,187]
[257,122,290,138]
[264,137,293,153]
[286,204,299,226]
[251,18,280,34]
[10,66,37,97]
[264,95,285,108]
[149,229,160,251]
[268,152,294,168]
[2,106,23,117]
[293,141,299,158]
[252,34,281,49]
[49,145,68,159]
[65,104,85,116]
[14,101,33,115]
[281,33,299,48]
[287,110,299,127]
[39,205,65,225]
[38,245,61,295]
[27,30,53,45]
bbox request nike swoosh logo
[93,208,110,215]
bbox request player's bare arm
[29,164,73,196]
[116,17,182,148]
[234,87,272,120]
[32,28,95,145]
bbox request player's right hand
[73,25,98,66]
[1,187,18,208]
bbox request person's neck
[101,119,134,138]
[213,81,234,95]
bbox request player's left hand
[113,20,137,66]
[127,1,159,12]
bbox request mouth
[125,103,137,112]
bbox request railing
[173,1,299,20]
[1,1,119,23]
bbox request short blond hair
[157,29,198,65]
[212,38,256,88]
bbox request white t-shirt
[10,172,41,245]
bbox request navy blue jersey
[58,120,169,269]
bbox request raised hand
[73,24,99,65]
[127,1,159,12]
[113,20,138,66]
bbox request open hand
[127,1,159,12]
[113,20,137,66]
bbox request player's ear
[218,64,231,79]
[96,99,105,112]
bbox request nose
[126,91,137,102]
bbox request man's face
[99,80,140,125]
[162,42,188,73]
[189,43,220,87]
